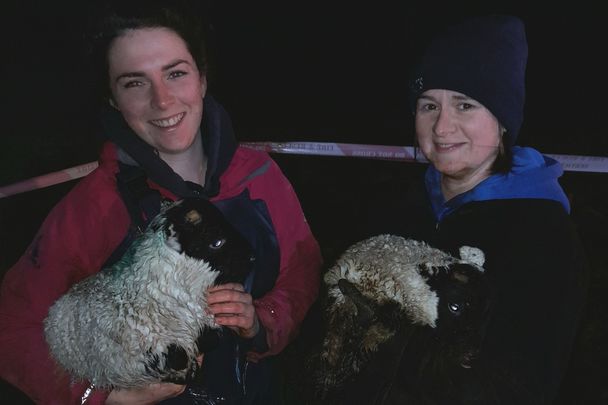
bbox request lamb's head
[424,261,491,370]
[157,197,255,285]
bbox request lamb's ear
[338,279,375,327]
[164,223,183,252]
[184,209,203,226]
[417,263,438,278]
[459,246,485,269]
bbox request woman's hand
[105,382,186,404]
[207,283,260,339]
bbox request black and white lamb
[44,198,255,390]
[311,234,490,403]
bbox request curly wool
[43,199,249,389]
[315,234,486,397]
[324,234,485,327]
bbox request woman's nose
[151,82,175,109]
[433,108,456,136]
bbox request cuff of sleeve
[71,382,109,405]
[249,322,269,353]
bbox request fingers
[210,300,255,327]
[207,287,251,307]
[207,283,245,293]
[207,283,259,338]
[215,311,260,339]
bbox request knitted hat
[409,15,528,146]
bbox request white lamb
[44,198,254,389]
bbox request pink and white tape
[1,142,606,199]
[240,142,427,161]
[0,162,100,199]
[241,142,608,173]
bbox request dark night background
[2,1,607,403]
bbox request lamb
[310,234,490,403]
[43,197,255,390]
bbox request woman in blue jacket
[371,15,588,404]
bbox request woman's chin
[154,137,198,155]
[431,158,462,174]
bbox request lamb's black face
[162,198,255,285]
[428,263,491,369]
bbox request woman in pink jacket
[0,1,322,403]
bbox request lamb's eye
[448,302,461,314]
[209,238,226,250]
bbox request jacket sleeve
[246,158,323,358]
[0,175,128,404]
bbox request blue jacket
[426,146,571,222]
[366,148,588,404]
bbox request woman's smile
[434,142,466,153]
[149,112,186,129]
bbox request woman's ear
[109,98,120,111]
[200,74,208,97]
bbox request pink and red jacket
[0,96,322,403]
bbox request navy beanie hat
[409,15,528,146]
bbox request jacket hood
[98,94,238,198]
[426,146,570,221]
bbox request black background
[2,1,607,403]
[2,0,606,187]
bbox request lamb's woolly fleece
[324,234,485,327]
[44,203,220,389]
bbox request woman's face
[415,89,501,182]
[108,27,206,155]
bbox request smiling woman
[415,89,503,200]
[0,0,322,404]
[108,28,207,158]
[371,15,589,404]
[107,27,208,185]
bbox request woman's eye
[209,239,226,250]
[418,103,437,112]
[123,80,143,89]
[169,70,187,79]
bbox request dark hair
[85,0,208,104]
[491,137,513,174]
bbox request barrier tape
[240,142,608,174]
[240,141,428,161]
[0,162,100,199]
[1,142,606,199]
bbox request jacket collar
[426,146,570,222]
[98,94,237,198]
